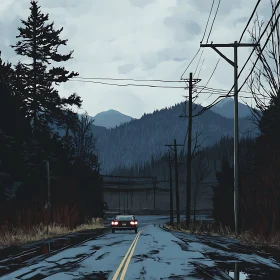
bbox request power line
[194,50,204,77]
[239,0,261,43]
[238,9,280,92]
[181,0,216,79]
[68,77,254,94]
[193,1,280,118]
[180,48,201,79]
[69,79,188,89]
[206,0,221,43]
[200,0,215,43]
[196,59,220,93]
[195,85,252,94]
[197,58,205,77]
[73,77,187,83]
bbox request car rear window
[116,216,134,220]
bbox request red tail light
[111,221,118,225]
[130,220,138,225]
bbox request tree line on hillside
[0,1,103,228]
[97,101,258,174]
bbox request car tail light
[130,220,138,225]
[111,221,118,225]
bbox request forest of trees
[0,1,103,228]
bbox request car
[111,215,138,233]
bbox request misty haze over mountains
[93,101,258,174]
[52,99,258,174]
[92,98,254,129]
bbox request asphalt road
[1,215,280,279]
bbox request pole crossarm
[200,43,259,47]
[181,78,201,85]
[200,43,260,68]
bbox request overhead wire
[239,0,262,43]
[192,0,280,118]
[197,58,205,77]
[206,0,221,43]
[181,0,216,79]
[193,50,204,77]
[200,0,215,43]
[73,77,187,83]
[180,48,201,79]
[69,79,188,89]
[238,9,280,92]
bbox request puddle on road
[218,261,280,279]
[228,265,249,280]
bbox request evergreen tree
[11,0,82,135]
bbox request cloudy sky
[0,0,272,118]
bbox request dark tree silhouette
[11,0,82,135]
[212,157,234,228]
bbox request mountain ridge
[95,101,259,174]
[91,109,134,129]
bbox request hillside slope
[96,102,258,174]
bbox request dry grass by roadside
[0,217,104,247]
[164,220,280,248]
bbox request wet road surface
[1,215,280,279]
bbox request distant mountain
[91,109,134,129]
[210,97,254,118]
[96,102,259,174]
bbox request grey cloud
[129,0,155,8]
[141,53,158,70]
[0,16,22,60]
[140,48,188,70]
[163,16,201,41]
[118,63,136,74]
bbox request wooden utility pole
[181,73,201,228]
[200,41,259,234]
[174,139,179,226]
[165,140,183,227]
[186,72,193,228]
[168,152,174,226]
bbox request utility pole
[186,72,193,228]
[174,139,179,226]
[165,139,183,227]
[168,152,174,226]
[200,41,259,234]
[181,73,201,228]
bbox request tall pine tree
[11,0,82,135]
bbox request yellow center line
[120,228,144,280]
[111,228,146,280]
